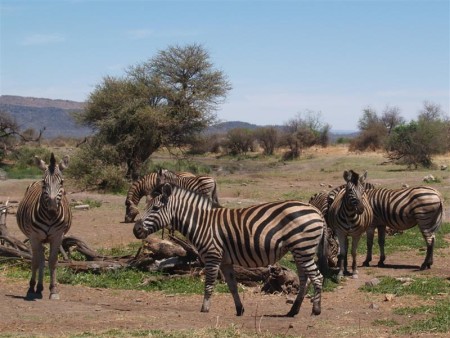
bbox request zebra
[362,186,444,270]
[327,170,373,279]
[308,192,338,271]
[133,183,325,317]
[156,168,220,206]
[0,200,10,242]
[124,171,195,223]
[16,153,72,300]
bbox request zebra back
[16,153,72,240]
[366,186,444,233]
[157,169,220,206]
[124,171,195,222]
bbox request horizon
[1,0,449,131]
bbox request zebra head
[156,168,175,186]
[36,153,69,216]
[124,199,139,223]
[133,183,172,239]
[343,170,367,215]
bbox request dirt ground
[1,156,450,337]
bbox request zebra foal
[16,153,72,300]
[133,184,325,317]
[327,170,373,279]
[363,186,444,270]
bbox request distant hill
[0,95,357,140]
[0,95,92,139]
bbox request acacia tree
[280,111,329,160]
[75,44,231,179]
[385,102,449,168]
[0,110,43,160]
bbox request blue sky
[1,0,449,131]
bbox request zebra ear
[59,155,70,171]
[360,170,368,183]
[343,170,352,182]
[34,156,47,171]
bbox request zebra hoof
[362,261,370,267]
[49,293,60,300]
[26,291,42,300]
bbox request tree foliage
[254,127,279,155]
[280,111,329,160]
[385,102,449,168]
[0,110,43,161]
[74,44,231,179]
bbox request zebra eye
[151,205,160,212]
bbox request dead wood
[0,244,31,260]
[0,235,30,252]
[261,265,299,294]
[58,259,128,273]
[61,235,109,261]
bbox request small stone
[369,302,379,309]
[365,278,380,287]
[384,294,395,302]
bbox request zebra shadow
[368,263,421,270]
[5,294,38,302]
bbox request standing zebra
[134,184,325,317]
[156,169,220,206]
[362,186,443,270]
[124,171,194,222]
[327,170,373,279]
[16,153,72,300]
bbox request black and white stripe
[363,186,444,270]
[134,184,325,317]
[16,153,72,300]
[156,168,220,206]
[124,171,194,222]
[327,170,373,279]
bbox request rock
[369,303,379,310]
[423,174,435,183]
[441,165,448,171]
[365,278,380,287]
[384,294,395,302]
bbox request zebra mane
[48,153,56,174]
[153,183,213,206]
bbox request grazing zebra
[134,184,325,317]
[156,169,220,206]
[124,171,194,222]
[362,186,444,270]
[16,153,72,300]
[327,170,373,279]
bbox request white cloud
[21,33,65,46]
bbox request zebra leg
[336,233,347,280]
[287,262,308,317]
[363,225,376,267]
[200,259,221,313]
[377,225,386,267]
[220,264,244,316]
[48,236,63,300]
[420,234,435,270]
[27,238,44,299]
[350,236,361,278]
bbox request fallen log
[0,245,31,260]
[61,235,108,261]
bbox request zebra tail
[317,226,329,276]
